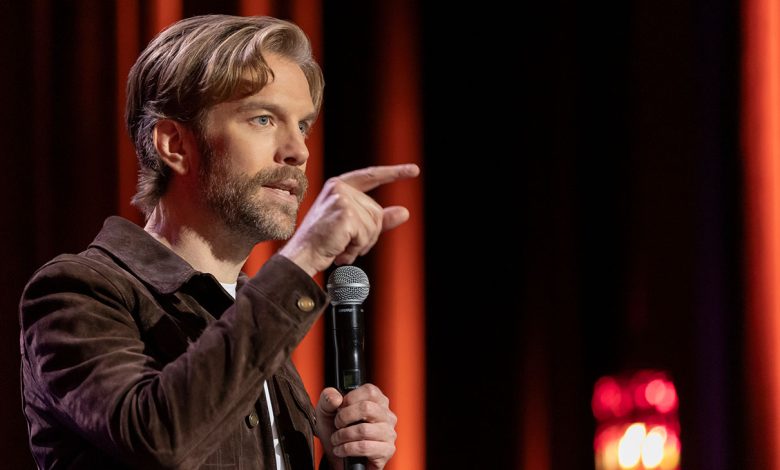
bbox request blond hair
[125,15,324,215]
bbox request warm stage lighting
[593,370,681,470]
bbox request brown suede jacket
[19,216,330,469]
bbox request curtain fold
[743,0,780,466]
[373,0,425,468]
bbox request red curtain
[372,1,426,469]
[743,0,780,466]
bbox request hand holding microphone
[327,266,369,470]
[313,266,397,470]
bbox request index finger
[336,164,420,192]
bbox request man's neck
[144,201,255,283]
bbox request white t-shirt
[221,282,286,470]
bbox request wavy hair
[125,15,324,216]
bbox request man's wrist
[278,244,320,277]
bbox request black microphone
[326,266,369,470]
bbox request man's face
[196,52,316,242]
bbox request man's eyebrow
[235,101,317,122]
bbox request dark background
[0,0,746,468]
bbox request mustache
[248,165,309,203]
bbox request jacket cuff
[245,254,329,322]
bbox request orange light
[593,370,680,470]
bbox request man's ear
[153,119,198,175]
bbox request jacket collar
[90,216,200,294]
[89,216,249,295]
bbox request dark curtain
[1,2,118,469]
[420,0,742,469]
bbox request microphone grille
[327,265,370,304]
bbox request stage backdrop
[1,0,769,469]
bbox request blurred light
[593,377,628,419]
[593,370,680,470]
[645,380,666,405]
[634,383,650,409]
[618,423,646,468]
[595,426,621,469]
[661,433,681,470]
[645,379,677,413]
[641,426,667,468]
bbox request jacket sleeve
[20,253,327,469]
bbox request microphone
[326,265,369,470]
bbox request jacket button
[246,411,259,428]
[297,296,315,312]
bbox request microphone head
[327,265,370,305]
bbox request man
[19,14,416,470]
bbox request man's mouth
[262,179,301,201]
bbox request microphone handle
[332,304,365,392]
[331,304,367,470]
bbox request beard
[198,140,309,243]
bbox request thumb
[317,387,344,418]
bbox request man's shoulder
[34,247,127,279]
[20,216,149,305]
[28,216,140,284]
[23,248,136,300]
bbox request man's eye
[252,116,271,125]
